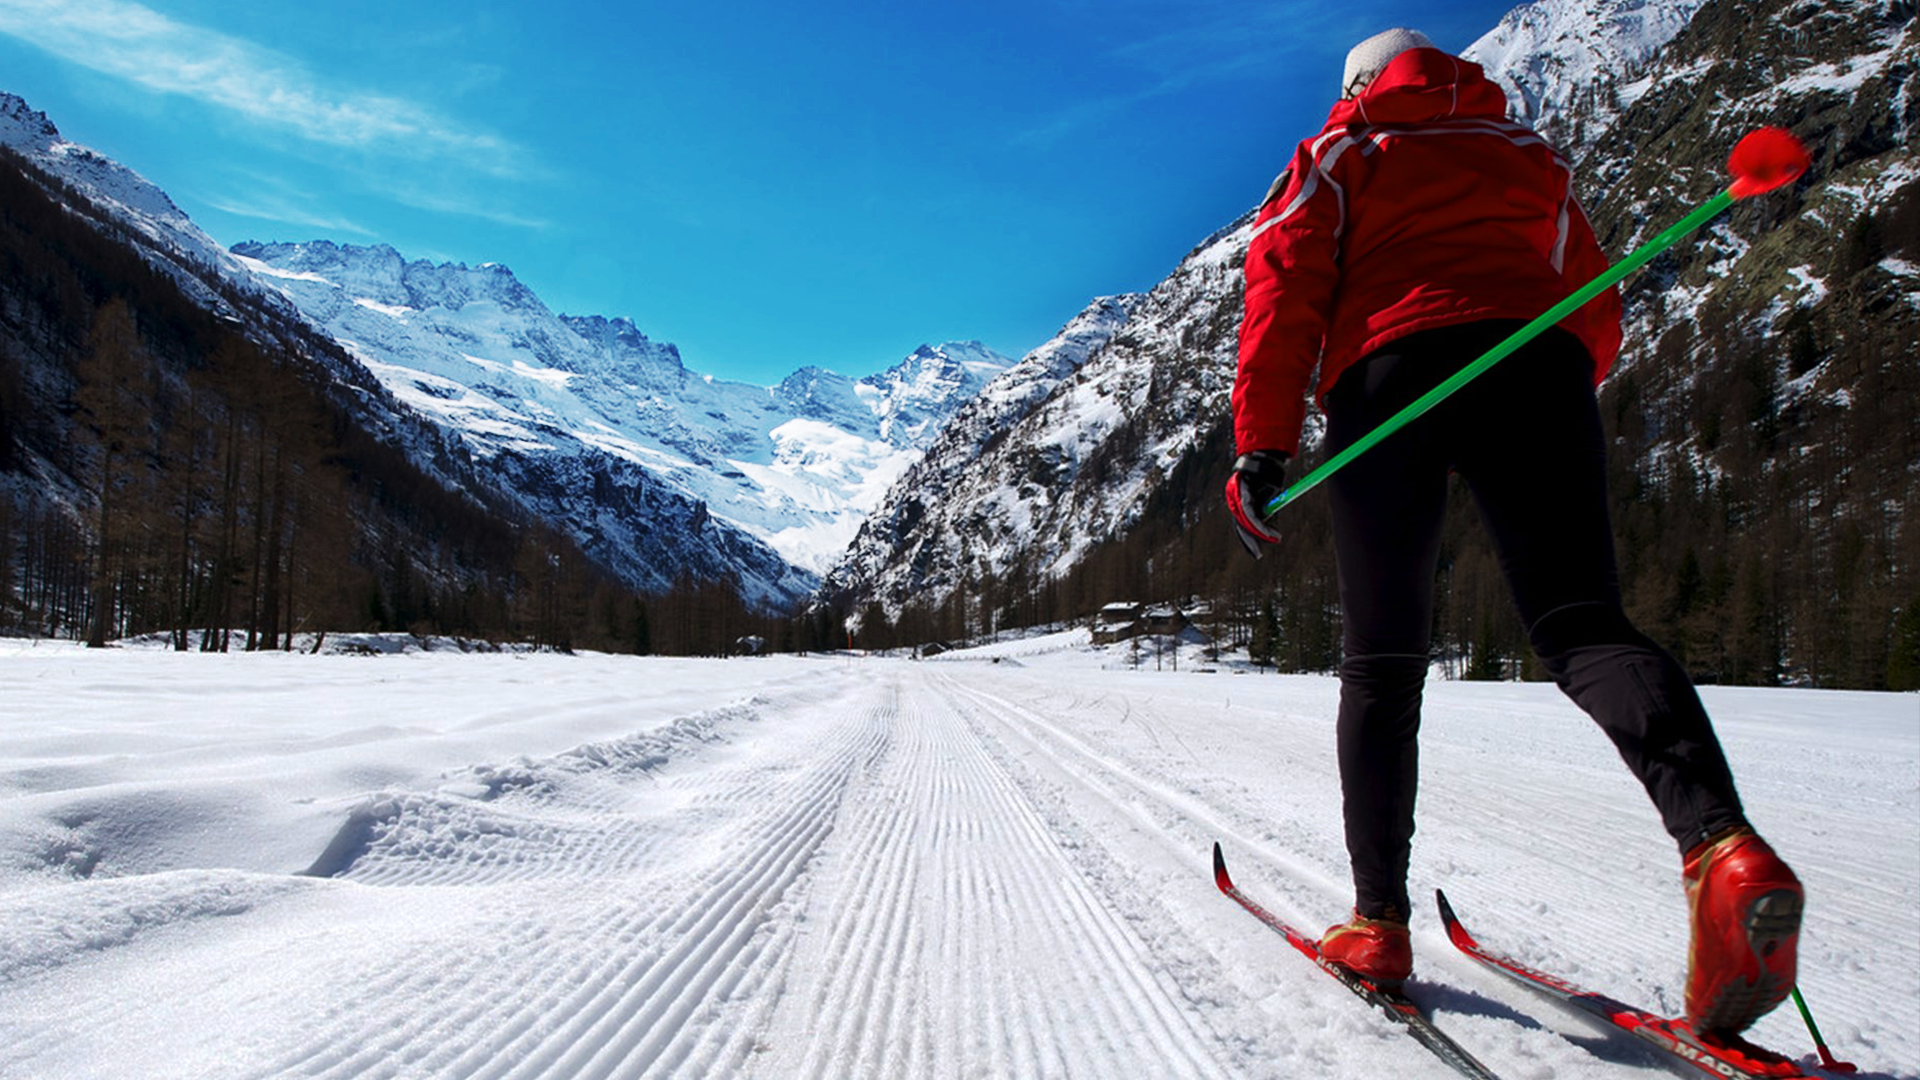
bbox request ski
[1211,843,1503,1080]
[1435,889,1822,1079]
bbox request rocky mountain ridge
[0,94,270,322]
[1468,0,1709,155]
[821,0,1917,688]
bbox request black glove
[1225,450,1289,557]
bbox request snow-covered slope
[850,341,1019,451]
[819,214,1243,616]
[232,241,1012,582]
[0,95,777,605]
[1,640,1912,1078]
[0,93,262,317]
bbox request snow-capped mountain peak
[1464,0,1707,154]
[1,92,255,312]
[229,239,1013,588]
[0,93,60,151]
[236,240,551,323]
[859,341,1015,450]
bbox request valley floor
[0,635,1914,1079]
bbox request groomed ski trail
[245,680,895,1080]
[745,670,1231,1079]
[1,648,1912,1080]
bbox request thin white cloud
[1007,1,1357,150]
[199,192,375,237]
[1102,4,1353,81]
[382,181,552,231]
[0,0,524,177]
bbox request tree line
[852,312,1916,691]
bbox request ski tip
[1212,842,1233,892]
[1434,889,1477,950]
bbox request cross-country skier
[1224,28,1804,1037]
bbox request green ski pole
[1790,986,1858,1073]
[1261,126,1810,519]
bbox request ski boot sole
[1695,887,1802,1035]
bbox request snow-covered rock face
[818,246,1216,614]
[230,240,1013,582]
[817,291,1148,615]
[860,342,1022,450]
[1465,0,1707,155]
[0,93,60,152]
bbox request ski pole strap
[1261,188,1738,517]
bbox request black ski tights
[1323,321,1748,920]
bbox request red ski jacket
[1233,48,1623,457]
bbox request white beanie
[1342,28,1436,98]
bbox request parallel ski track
[745,668,1231,1080]
[235,685,891,1080]
[937,672,1349,924]
[932,672,1575,1077]
[246,667,1239,1079]
[946,670,1916,1076]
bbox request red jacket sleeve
[1235,139,1343,457]
[1558,194,1623,382]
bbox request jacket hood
[1325,48,1511,128]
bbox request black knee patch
[1339,653,1429,691]
[1528,602,1642,659]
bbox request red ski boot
[1683,828,1803,1035]
[1322,910,1412,988]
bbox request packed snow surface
[0,636,1914,1079]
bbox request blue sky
[0,0,1524,384]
